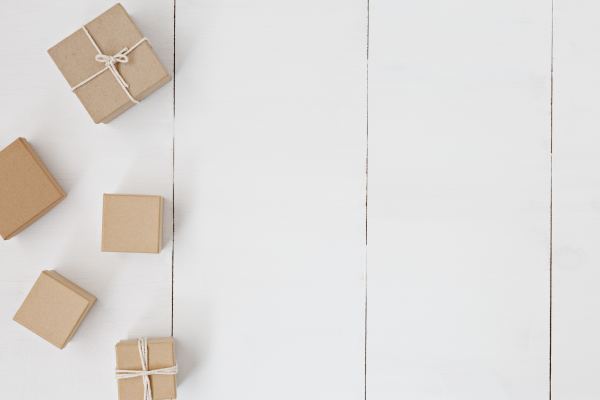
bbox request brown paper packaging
[48,3,171,123]
[0,138,65,240]
[102,194,163,253]
[13,270,96,349]
[116,337,177,400]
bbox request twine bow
[71,26,149,104]
[115,337,178,400]
[94,48,131,91]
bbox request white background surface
[0,0,594,399]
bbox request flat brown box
[102,194,163,253]
[13,270,96,349]
[48,3,171,123]
[116,337,177,400]
[0,138,66,240]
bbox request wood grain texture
[366,1,551,399]
[0,1,174,398]
[173,0,367,398]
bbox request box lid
[116,337,177,400]
[13,270,96,349]
[0,138,65,239]
[48,3,170,123]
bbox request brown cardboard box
[48,3,171,123]
[116,337,177,400]
[13,270,96,349]
[0,138,66,240]
[102,194,163,253]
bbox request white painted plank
[367,1,551,399]
[552,1,600,398]
[174,0,367,398]
[0,1,174,399]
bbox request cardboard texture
[116,337,177,400]
[102,194,163,253]
[13,270,96,349]
[0,138,66,240]
[48,3,171,123]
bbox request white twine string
[71,26,149,104]
[115,337,178,400]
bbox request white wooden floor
[0,0,597,399]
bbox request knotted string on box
[71,26,148,104]
[115,337,178,400]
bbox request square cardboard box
[102,194,163,253]
[13,270,96,349]
[116,337,177,400]
[48,3,171,123]
[0,138,66,240]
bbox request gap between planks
[171,0,177,337]
[549,0,554,398]
[364,0,370,399]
